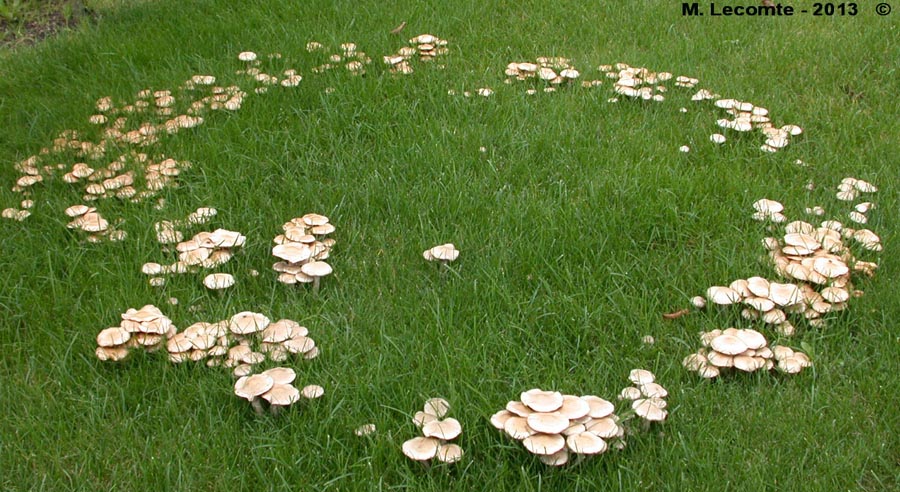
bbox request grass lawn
[0,0,898,490]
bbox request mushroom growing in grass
[203,273,234,293]
[403,397,464,465]
[423,243,459,271]
[300,261,332,293]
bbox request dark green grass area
[1,0,898,490]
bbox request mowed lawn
[0,0,898,490]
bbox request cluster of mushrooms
[402,397,464,464]
[490,388,626,466]
[605,63,672,102]
[236,51,303,93]
[167,313,319,376]
[383,33,448,75]
[682,328,811,378]
[64,204,126,242]
[234,367,324,415]
[272,213,335,291]
[303,42,372,76]
[502,58,581,93]
[708,98,803,153]
[618,369,669,423]
[143,226,246,288]
[95,305,176,361]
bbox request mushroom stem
[250,397,265,416]
[270,405,282,417]
[312,276,321,293]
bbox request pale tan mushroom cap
[234,374,275,400]
[300,261,332,277]
[424,397,451,418]
[526,412,570,434]
[301,384,325,399]
[97,327,131,347]
[229,311,271,335]
[633,398,668,421]
[521,389,563,412]
[490,409,514,430]
[261,367,296,385]
[262,383,301,406]
[425,243,460,262]
[272,243,312,264]
[203,273,235,290]
[523,433,566,455]
[402,437,440,461]
[566,432,608,455]
[581,395,616,419]
[628,369,655,385]
[436,443,464,463]
[422,418,463,440]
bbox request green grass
[1,0,898,490]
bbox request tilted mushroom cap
[619,386,643,400]
[633,398,667,421]
[581,395,616,419]
[526,412,570,434]
[707,286,742,305]
[96,346,130,361]
[272,243,312,264]
[812,257,849,278]
[566,432,608,455]
[735,329,767,350]
[301,213,330,226]
[425,243,460,262]
[97,327,131,347]
[234,374,275,400]
[65,204,91,217]
[539,449,569,466]
[262,383,301,406]
[300,384,325,399]
[753,199,784,214]
[261,367,296,385]
[229,311,270,335]
[203,273,235,290]
[821,286,850,303]
[402,436,440,461]
[640,382,668,398]
[628,369,655,385]
[506,400,533,417]
[503,416,535,440]
[238,51,258,61]
[490,409,515,430]
[423,418,463,440]
[436,443,464,463]
[520,389,563,412]
[413,411,438,428]
[424,397,450,418]
[523,433,566,456]
[585,417,620,439]
[746,277,770,297]
[300,261,332,278]
[557,395,591,420]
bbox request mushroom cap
[424,397,451,418]
[735,329,767,350]
[300,261,332,278]
[262,383,301,406]
[521,389,563,412]
[707,286,742,305]
[538,449,570,466]
[229,311,270,335]
[425,243,459,262]
[557,395,591,420]
[633,398,668,421]
[618,386,643,400]
[768,283,802,306]
[261,367,296,385]
[272,243,312,264]
[523,433,566,456]
[640,382,668,398]
[436,443,464,463]
[203,273,235,290]
[238,51,258,61]
[581,395,616,418]
[355,423,376,436]
[585,417,620,439]
[503,416,534,440]
[506,400,534,417]
[402,436,440,461]
[234,374,275,400]
[490,409,514,430]
[301,213,330,226]
[413,410,438,428]
[422,418,463,440]
[566,432,608,455]
[97,327,131,347]
[628,369,655,385]
[95,346,130,361]
[300,384,325,399]
[526,412,570,434]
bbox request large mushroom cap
[566,432,608,455]
[436,443,464,463]
[229,311,270,335]
[526,412,570,434]
[521,389,563,412]
[203,273,235,290]
[300,261,333,278]
[234,374,275,400]
[262,383,301,406]
[523,433,566,456]
[261,367,296,385]
[422,418,463,440]
[402,436,440,461]
[633,398,668,421]
[272,243,312,264]
[424,243,459,262]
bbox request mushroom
[234,373,275,415]
[203,273,234,291]
[300,261,332,293]
[423,243,459,267]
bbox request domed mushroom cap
[261,367,296,385]
[234,374,275,400]
[490,409,515,429]
[753,199,783,214]
[300,261,332,278]
[521,389,563,412]
[628,369,655,385]
[424,243,460,262]
[557,395,591,420]
[262,383,301,406]
[585,417,620,439]
[566,432,608,455]
[523,433,566,456]
[640,382,668,398]
[402,436,440,461]
[526,412,570,434]
[300,384,325,399]
[301,213,330,226]
[735,329,767,350]
[436,443,464,463]
[422,418,462,440]
[768,283,802,306]
[707,286,742,305]
[413,411,438,428]
[238,51,258,61]
[203,273,235,290]
[503,416,535,440]
[229,311,270,335]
